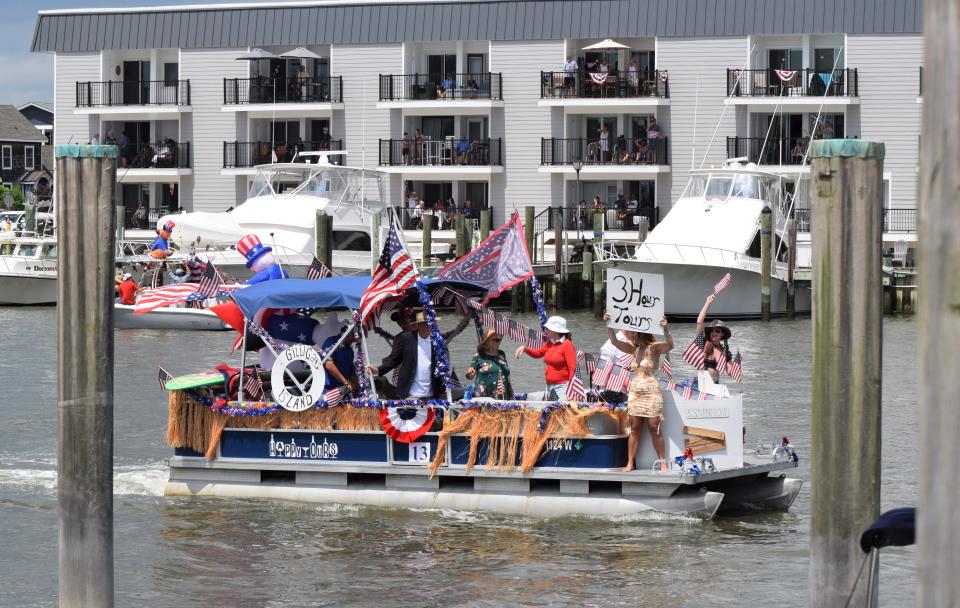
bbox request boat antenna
[699,43,756,169]
[691,75,700,167]
[268,231,287,272]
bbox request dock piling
[918,5,960,601]
[455,213,467,258]
[592,210,604,318]
[421,213,433,267]
[786,218,796,320]
[114,204,125,249]
[56,144,117,607]
[479,208,491,241]
[808,139,884,608]
[314,210,332,270]
[553,208,563,309]
[760,206,772,321]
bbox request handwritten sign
[606,269,664,334]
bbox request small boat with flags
[160,214,801,519]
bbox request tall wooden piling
[592,210,604,317]
[918,3,960,601]
[760,206,772,321]
[808,139,884,608]
[786,218,796,319]
[314,210,332,269]
[56,144,117,607]
[421,213,433,267]
[114,205,125,247]
[455,213,467,258]
[553,208,563,309]
[369,211,381,274]
[637,215,649,243]
[479,208,491,241]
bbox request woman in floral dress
[465,330,513,399]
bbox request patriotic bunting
[774,69,798,82]
[589,72,608,84]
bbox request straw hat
[414,311,440,324]
[478,328,503,349]
[706,319,731,341]
[544,316,570,334]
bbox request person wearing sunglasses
[465,329,513,400]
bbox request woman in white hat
[515,316,578,402]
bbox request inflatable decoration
[238,234,289,284]
[149,220,175,259]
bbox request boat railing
[637,242,793,278]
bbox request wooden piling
[582,249,594,309]
[114,204,125,247]
[454,213,467,258]
[314,210,332,270]
[637,215,649,243]
[56,144,117,607]
[592,210,604,318]
[808,139,884,608]
[369,211,381,274]
[553,208,563,310]
[760,206,772,321]
[421,213,433,267]
[479,208,491,241]
[918,3,960,599]
[786,217,796,320]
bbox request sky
[0,0,263,106]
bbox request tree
[0,185,25,211]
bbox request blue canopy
[231,276,486,319]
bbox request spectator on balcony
[104,129,117,147]
[456,135,470,164]
[563,56,579,95]
[592,196,604,214]
[822,122,835,139]
[646,118,663,159]
[634,138,649,163]
[578,199,589,228]
[297,64,309,100]
[401,132,412,164]
[599,126,610,162]
[469,137,483,164]
[462,198,474,220]
[413,129,425,164]
[628,58,640,95]
[791,140,805,164]
[438,74,455,98]
[445,196,457,227]
[91,133,100,146]
[614,134,629,163]
[119,131,130,167]
[407,190,418,209]
[319,126,332,150]
[465,76,479,97]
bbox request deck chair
[892,240,908,266]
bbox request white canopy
[279,47,321,60]
[582,39,630,51]
[235,48,277,61]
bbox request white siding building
[33,0,922,237]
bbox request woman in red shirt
[515,316,578,402]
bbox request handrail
[540,69,669,99]
[726,68,858,97]
[541,137,668,165]
[222,76,343,104]
[378,73,502,101]
[378,138,502,166]
[223,140,344,168]
[76,80,191,107]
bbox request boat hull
[114,304,228,330]
[0,273,57,305]
[610,260,811,320]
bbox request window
[24,147,34,171]
[1,146,11,170]
[163,63,179,86]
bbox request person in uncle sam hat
[148,220,175,259]
[237,233,289,284]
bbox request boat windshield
[247,172,274,198]
[731,175,759,199]
[704,177,733,200]
[682,175,708,198]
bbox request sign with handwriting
[606,269,664,334]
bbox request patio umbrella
[235,48,278,77]
[279,47,321,60]
[582,39,630,51]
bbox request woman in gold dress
[603,314,674,472]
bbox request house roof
[18,102,53,113]
[0,106,48,143]
[19,169,52,184]
[31,0,923,53]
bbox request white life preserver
[270,343,327,412]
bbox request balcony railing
[222,140,344,168]
[793,208,916,233]
[223,76,343,105]
[540,70,669,99]
[379,73,502,101]
[379,138,502,167]
[541,137,669,166]
[726,68,858,97]
[395,205,490,230]
[117,142,190,169]
[76,80,191,107]
[546,206,660,232]
[726,136,810,165]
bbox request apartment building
[32,0,922,235]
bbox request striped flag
[607,364,631,393]
[243,370,266,401]
[186,262,222,303]
[698,387,710,400]
[507,319,527,343]
[527,328,545,349]
[592,358,611,388]
[323,387,343,406]
[728,351,743,383]
[681,383,693,400]
[583,353,598,375]
[358,224,418,324]
[306,256,332,280]
[682,333,707,370]
[158,366,173,391]
[618,351,634,368]
[712,272,732,295]
[565,373,586,402]
[660,354,673,379]
[713,348,729,375]
[493,313,510,337]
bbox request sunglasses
[490,337,502,342]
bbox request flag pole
[239,319,247,408]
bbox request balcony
[117,141,192,183]
[540,137,669,178]
[725,69,858,110]
[221,76,343,118]
[222,140,344,171]
[376,73,503,114]
[795,208,917,235]
[726,136,810,166]
[378,138,503,178]
[539,70,669,111]
[75,80,191,118]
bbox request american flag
[681,383,693,400]
[436,212,533,302]
[728,351,743,383]
[323,387,343,406]
[713,272,732,295]
[358,224,418,324]
[713,348,729,375]
[682,333,707,370]
[660,354,673,379]
[493,313,510,336]
[158,366,173,391]
[134,282,243,314]
[607,364,632,393]
[481,308,496,329]
[592,358,611,387]
[507,319,527,343]
[306,256,332,280]
[565,373,586,402]
[186,262,222,303]
[244,370,266,401]
[618,351,634,368]
[698,387,710,400]
[527,328,545,349]
[495,375,507,399]
[583,353,598,375]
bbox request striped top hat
[157,219,175,234]
[237,234,273,268]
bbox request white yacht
[604,159,811,319]
[0,235,58,305]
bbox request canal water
[0,308,917,606]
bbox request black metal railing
[884,209,917,233]
[379,73,502,101]
[116,142,190,169]
[223,76,343,104]
[395,205,489,230]
[540,70,669,99]
[726,136,810,165]
[379,138,502,166]
[541,137,668,165]
[919,66,923,96]
[726,68,858,97]
[547,206,660,232]
[222,140,344,168]
[76,80,191,107]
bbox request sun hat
[544,316,570,334]
[236,234,273,269]
[706,319,731,341]
[122,273,132,280]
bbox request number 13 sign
[408,442,431,463]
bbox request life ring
[270,343,326,412]
[379,407,435,443]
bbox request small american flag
[712,272,733,295]
[682,333,707,370]
[306,256,332,280]
[493,313,510,337]
[481,308,496,329]
[358,224,418,324]
[245,371,266,401]
[507,319,527,343]
[527,328,545,349]
[618,351,634,368]
[607,364,631,393]
[565,373,586,402]
[583,353,598,374]
[728,351,743,383]
[681,384,693,400]
[158,366,173,391]
[592,359,611,388]
[660,354,673,379]
[713,348,729,375]
[698,387,710,400]
[186,262,222,303]
[323,386,343,406]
